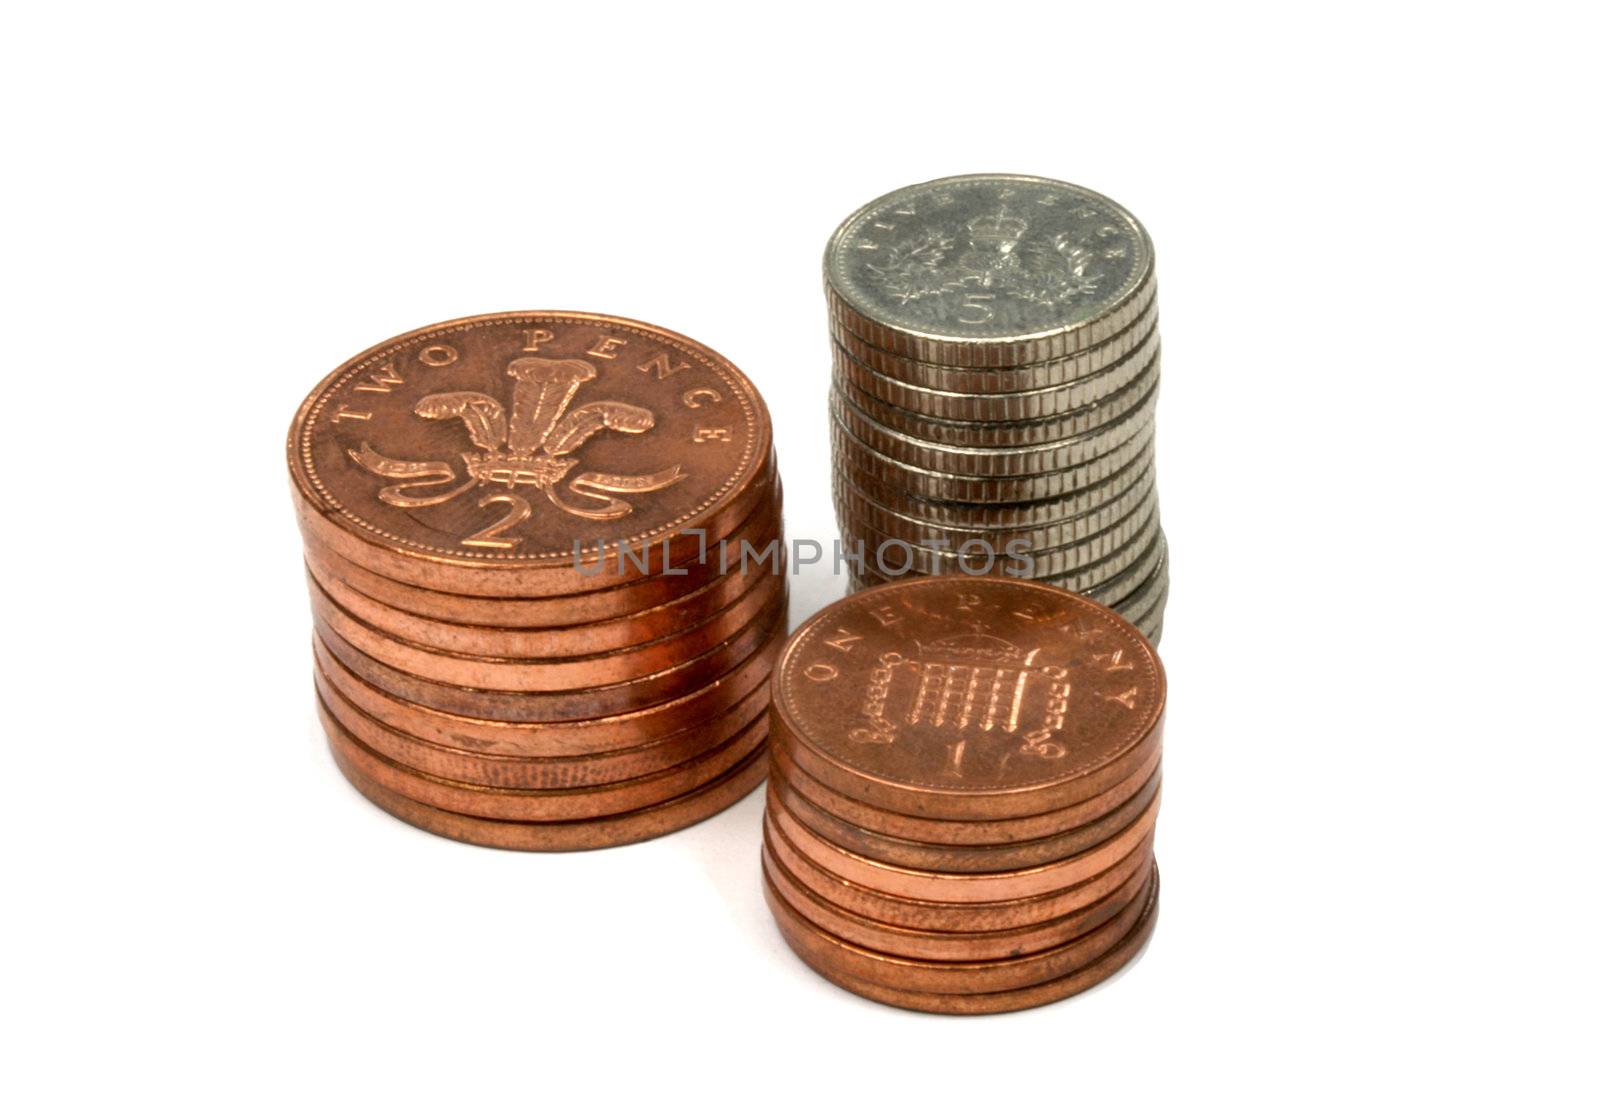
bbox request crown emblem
[347,356,685,548]
[965,207,1028,248]
[860,197,1105,315]
[916,632,1038,667]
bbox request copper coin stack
[825,174,1167,642]
[288,311,787,850]
[762,576,1163,1013]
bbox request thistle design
[862,229,957,304]
[348,356,685,545]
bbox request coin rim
[330,731,769,851]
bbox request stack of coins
[762,577,1163,1013]
[825,174,1167,642]
[288,311,787,850]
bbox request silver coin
[1058,528,1166,608]
[1128,580,1168,640]
[844,522,1166,604]
[834,439,1155,527]
[833,461,1155,548]
[832,482,1158,566]
[831,417,1156,504]
[824,174,1155,366]
[830,382,1157,478]
[834,476,1158,574]
[829,295,1160,394]
[1113,553,1170,627]
[832,323,1160,421]
[836,487,1160,580]
[833,351,1159,446]
[847,526,1165,597]
[1131,593,1167,641]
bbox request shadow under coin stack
[762,577,1164,1013]
[826,174,1167,642]
[288,311,786,850]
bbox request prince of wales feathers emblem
[347,357,687,546]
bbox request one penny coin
[763,813,1151,934]
[768,763,1160,873]
[767,735,1161,846]
[769,868,1159,1014]
[762,840,1152,961]
[768,796,1157,904]
[770,576,1164,819]
[763,859,1156,994]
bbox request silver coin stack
[825,173,1167,642]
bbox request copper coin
[288,311,774,598]
[845,571,1167,646]
[331,734,769,852]
[770,576,1164,820]
[311,629,780,757]
[313,586,787,721]
[308,563,786,691]
[771,674,1158,818]
[770,793,1156,904]
[768,734,1161,845]
[299,481,782,631]
[772,868,1159,1014]
[320,691,767,820]
[764,811,1150,934]
[762,840,1151,962]
[315,657,769,789]
[305,513,783,659]
[769,762,1160,873]
[308,549,775,659]
[764,858,1155,994]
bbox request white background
[5,3,1595,1101]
